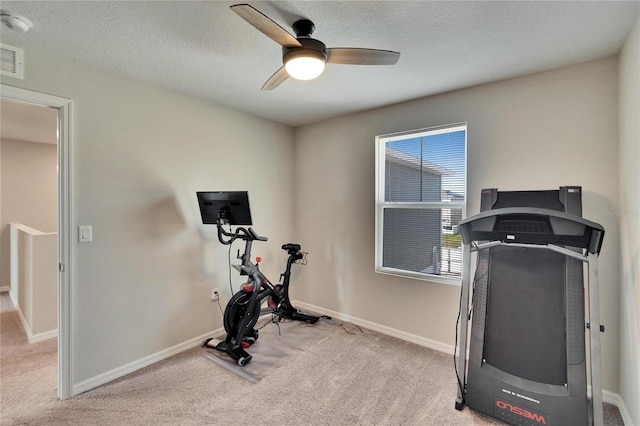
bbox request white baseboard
[295,300,631,422]
[29,329,58,343]
[588,388,632,425]
[293,300,456,355]
[13,299,31,336]
[0,286,9,292]
[603,390,633,426]
[9,289,57,343]
[8,288,18,308]
[73,327,224,396]
[592,388,621,407]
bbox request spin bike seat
[282,243,301,253]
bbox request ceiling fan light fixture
[230,4,400,90]
[284,49,326,81]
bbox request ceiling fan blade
[231,4,302,48]
[326,48,400,65]
[262,66,289,90]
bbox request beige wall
[295,57,622,394]
[618,14,640,425]
[29,230,57,336]
[1,44,296,386]
[11,223,57,338]
[0,139,58,287]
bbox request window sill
[375,267,462,286]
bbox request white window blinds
[375,124,466,283]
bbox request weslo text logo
[495,399,548,425]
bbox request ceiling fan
[230,3,401,90]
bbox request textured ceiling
[1,1,639,127]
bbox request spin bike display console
[197,191,319,366]
[454,187,606,426]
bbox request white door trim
[0,84,73,399]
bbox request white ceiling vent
[1,43,24,79]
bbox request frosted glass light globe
[284,54,326,80]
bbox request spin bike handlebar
[216,220,268,246]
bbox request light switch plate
[79,225,92,243]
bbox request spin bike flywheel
[224,290,261,342]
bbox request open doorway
[0,85,72,399]
[1,98,58,341]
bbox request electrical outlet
[211,288,220,302]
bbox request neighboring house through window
[375,123,467,283]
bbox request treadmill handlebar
[459,207,604,255]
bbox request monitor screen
[197,191,252,225]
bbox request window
[375,123,466,283]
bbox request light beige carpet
[0,293,625,425]
[202,315,341,383]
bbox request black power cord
[227,224,235,295]
[453,243,482,406]
[320,315,363,335]
[215,296,224,316]
[454,280,466,404]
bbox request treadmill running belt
[484,246,567,385]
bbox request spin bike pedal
[242,329,259,346]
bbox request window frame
[375,122,467,285]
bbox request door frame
[1,84,73,399]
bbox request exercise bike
[202,217,319,366]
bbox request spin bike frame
[211,219,318,365]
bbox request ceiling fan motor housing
[282,37,327,65]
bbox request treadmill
[454,186,605,426]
